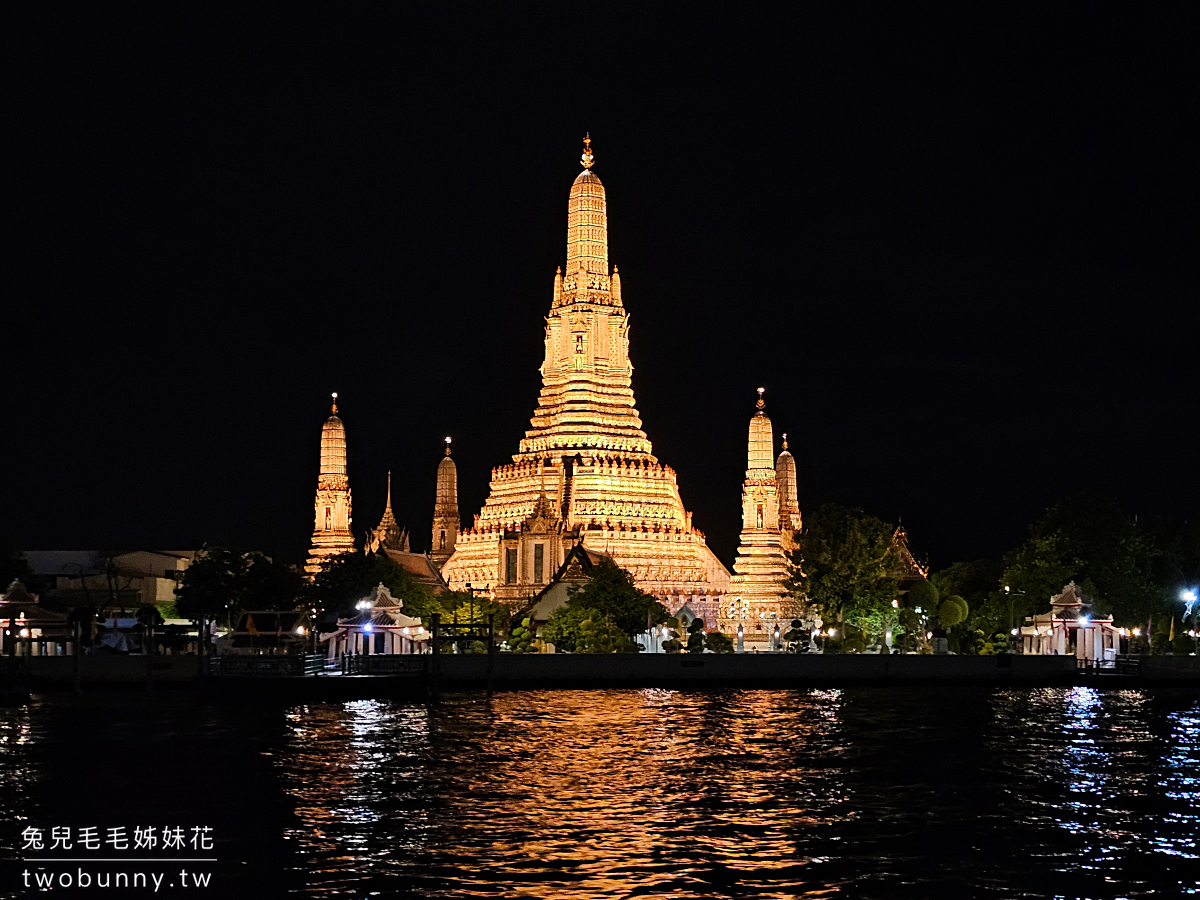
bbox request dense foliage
[174,548,304,625]
[787,504,904,650]
[542,559,668,652]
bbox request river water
[2,686,1198,898]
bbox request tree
[0,545,42,597]
[1000,494,1160,625]
[174,547,246,625]
[936,595,969,628]
[442,590,511,634]
[578,613,636,653]
[508,617,536,653]
[905,578,939,613]
[788,504,901,635]
[705,630,734,653]
[564,559,670,636]
[306,551,440,622]
[175,548,306,626]
[542,605,589,653]
[241,553,305,612]
[686,618,706,654]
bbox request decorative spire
[384,470,393,513]
[756,387,765,411]
[331,391,339,415]
[580,133,594,169]
[781,432,788,451]
[444,435,452,457]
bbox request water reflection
[5,688,1200,898]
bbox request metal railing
[345,654,428,676]
[212,654,325,677]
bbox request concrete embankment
[12,653,1200,696]
[433,652,1079,688]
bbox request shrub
[705,631,734,654]
[937,596,969,628]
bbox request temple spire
[565,135,608,279]
[306,396,354,575]
[431,437,460,569]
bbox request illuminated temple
[439,138,731,606]
[719,390,803,647]
[306,393,355,575]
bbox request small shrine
[321,583,427,658]
[0,579,72,656]
[1019,582,1122,664]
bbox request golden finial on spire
[444,435,452,457]
[781,432,788,450]
[756,387,765,410]
[331,392,339,415]
[580,133,594,169]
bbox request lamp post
[1182,589,1199,655]
[1004,586,1026,653]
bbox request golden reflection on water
[278,689,849,898]
[241,686,1200,898]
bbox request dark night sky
[9,6,1197,571]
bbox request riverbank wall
[11,653,1200,697]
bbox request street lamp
[1004,586,1026,652]
[1182,589,1199,654]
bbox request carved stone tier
[439,140,730,604]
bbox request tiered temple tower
[776,432,802,548]
[720,389,796,647]
[367,471,410,553]
[306,393,355,575]
[439,137,731,605]
[430,437,459,569]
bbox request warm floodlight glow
[295,626,306,635]
[891,599,899,608]
[827,628,836,638]
[19,628,29,638]
[1133,627,1141,636]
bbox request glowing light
[295,626,306,635]
[363,622,374,634]
[914,607,923,614]
[355,599,371,610]
[1011,628,1019,636]
[827,628,836,638]
[1077,616,1090,627]
[926,631,933,639]
[1182,588,1199,615]
[19,628,29,638]
[891,599,899,608]
[1133,627,1142,636]
[402,626,411,635]
[1004,585,1011,593]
